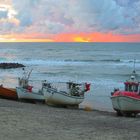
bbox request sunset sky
[0,0,140,42]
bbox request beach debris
[84,106,93,111]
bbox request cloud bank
[0,0,140,37]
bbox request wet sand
[0,98,140,140]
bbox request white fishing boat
[111,95,140,114]
[16,87,44,102]
[16,69,45,102]
[111,66,140,117]
[42,81,90,107]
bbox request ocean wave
[99,59,121,62]
[0,59,90,66]
[0,58,140,66]
[56,59,140,63]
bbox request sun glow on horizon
[0,34,54,42]
[74,37,91,42]
[0,38,54,42]
[0,32,140,43]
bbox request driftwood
[0,63,25,69]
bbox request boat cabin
[124,75,140,93]
[124,82,139,92]
[18,77,29,88]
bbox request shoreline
[0,98,140,140]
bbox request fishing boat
[16,87,45,102]
[42,81,90,107]
[16,69,45,103]
[111,63,140,117]
[0,85,18,100]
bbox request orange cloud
[0,34,53,42]
[87,32,140,42]
[0,32,140,42]
[53,32,140,42]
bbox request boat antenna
[133,59,136,74]
[27,69,33,80]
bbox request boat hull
[0,86,17,100]
[111,96,140,113]
[43,88,84,106]
[16,87,44,102]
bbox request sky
[0,0,140,42]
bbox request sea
[0,42,140,112]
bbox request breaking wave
[0,58,140,66]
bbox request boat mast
[131,59,139,81]
[27,69,33,80]
[133,59,136,74]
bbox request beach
[0,98,139,140]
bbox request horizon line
[0,41,140,43]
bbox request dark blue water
[0,42,140,111]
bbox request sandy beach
[0,98,139,140]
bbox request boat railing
[41,81,86,95]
